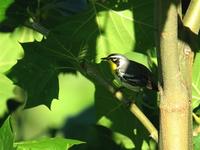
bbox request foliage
[0,0,199,150]
[14,137,84,150]
[0,117,14,150]
[192,53,200,109]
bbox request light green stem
[130,103,158,142]
[183,0,200,34]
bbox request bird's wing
[121,72,148,87]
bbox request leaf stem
[183,0,200,34]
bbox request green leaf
[50,0,155,63]
[192,53,200,109]
[14,137,84,150]
[96,9,135,61]
[0,0,14,22]
[51,7,99,61]
[193,134,200,150]
[124,51,158,77]
[0,74,15,117]
[10,72,95,140]
[8,42,59,108]
[113,131,135,149]
[0,33,23,73]
[95,84,152,149]
[11,26,43,43]
[0,117,14,150]
[6,5,100,108]
[0,1,29,31]
[124,51,151,69]
[95,1,155,62]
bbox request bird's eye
[111,58,117,62]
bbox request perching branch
[82,61,158,142]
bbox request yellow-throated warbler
[101,53,157,91]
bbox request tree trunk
[156,0,193,149]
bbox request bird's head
[101,53,129,71]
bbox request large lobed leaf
[5,3,96,108]
[95,0,155,61]
[5,0,155,106]
[8,42,59,108]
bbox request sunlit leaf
[0,74,15,117]
[192,53,200,109]
[0,33,23,73]
[14,137,84,150]
[125,51,150,68]
[96,9,135,61]
[95,1,155,62]
[113,132,135,149]
[0,117,14,150]
[11,26,43,43]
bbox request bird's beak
[101,57,108,61]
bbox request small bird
[101,53,157,91]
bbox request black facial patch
[110,58,120,66]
